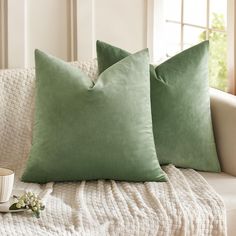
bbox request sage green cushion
[96,40,221,172]
[21,49,166,183]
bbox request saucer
[0,189,26,213]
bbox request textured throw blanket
[0,61,226,236]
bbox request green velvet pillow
[21,49,166,183]
[96,40,221,172]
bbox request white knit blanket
[0,61,227,236]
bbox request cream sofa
[201,88,236,235]
[0,62,235,235]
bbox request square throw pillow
[96,40,221,172]
[21,49,166,183]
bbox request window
[152,0,228,92]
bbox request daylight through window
[159,0,227,91]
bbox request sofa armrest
[210,88,236,176]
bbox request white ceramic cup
[0,168,14,203]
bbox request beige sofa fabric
[210,88,236,177]
[209,88,236,235]
[200,172,236,236]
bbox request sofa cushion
[21,49,166,183]
[200,171,236,236]
[96,40,221,172]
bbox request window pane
[210,0,227,30]
[165,0,181,22]
[184,0,207,26]
[165,23,181,57]
[209,31,227,91]
[157,0,228,92]
[183,25,206,50]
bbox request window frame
[227,0,236,94]
[148,0,236,95]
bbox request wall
[5,0,72,68]
[0,0,7,69]
[27,0,70,67]
[0,0,149,69]
[95,0,147,53]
